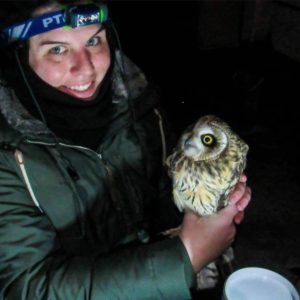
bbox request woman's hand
[229,174,252,224]
[179,174,252,273]
[179,204,238,273]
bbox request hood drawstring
[14,149,44,213]
[14,46,61,146]
[14,46,47,126]
[154,108,167,165]
[109,21,136,123]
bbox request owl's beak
[184,137,196,150]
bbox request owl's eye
[201,134,215,146]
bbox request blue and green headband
[1,3,108,44]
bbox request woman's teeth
[68,82,92,91]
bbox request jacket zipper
[97,153,122,213]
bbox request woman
[0,1,251,299]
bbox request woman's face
[29,22,111,101]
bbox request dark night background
[108,1,300,299]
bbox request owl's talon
[161,226,181,238]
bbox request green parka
[0,51,194,299]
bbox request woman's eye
[87,36,101,47]
[49,46,66,55]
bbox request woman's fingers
[236,186,251,211]
[234,211,245,224]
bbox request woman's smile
[60,81,98,100]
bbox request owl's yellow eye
[201,134,215,146]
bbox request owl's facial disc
[182,125,228,161]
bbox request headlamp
[0,3,108,45]
[64,3,107,29]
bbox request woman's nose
[70,49,94,77]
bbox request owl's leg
[160,226,182,238]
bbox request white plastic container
[223,267,300,300]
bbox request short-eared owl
[166,115,249,216]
